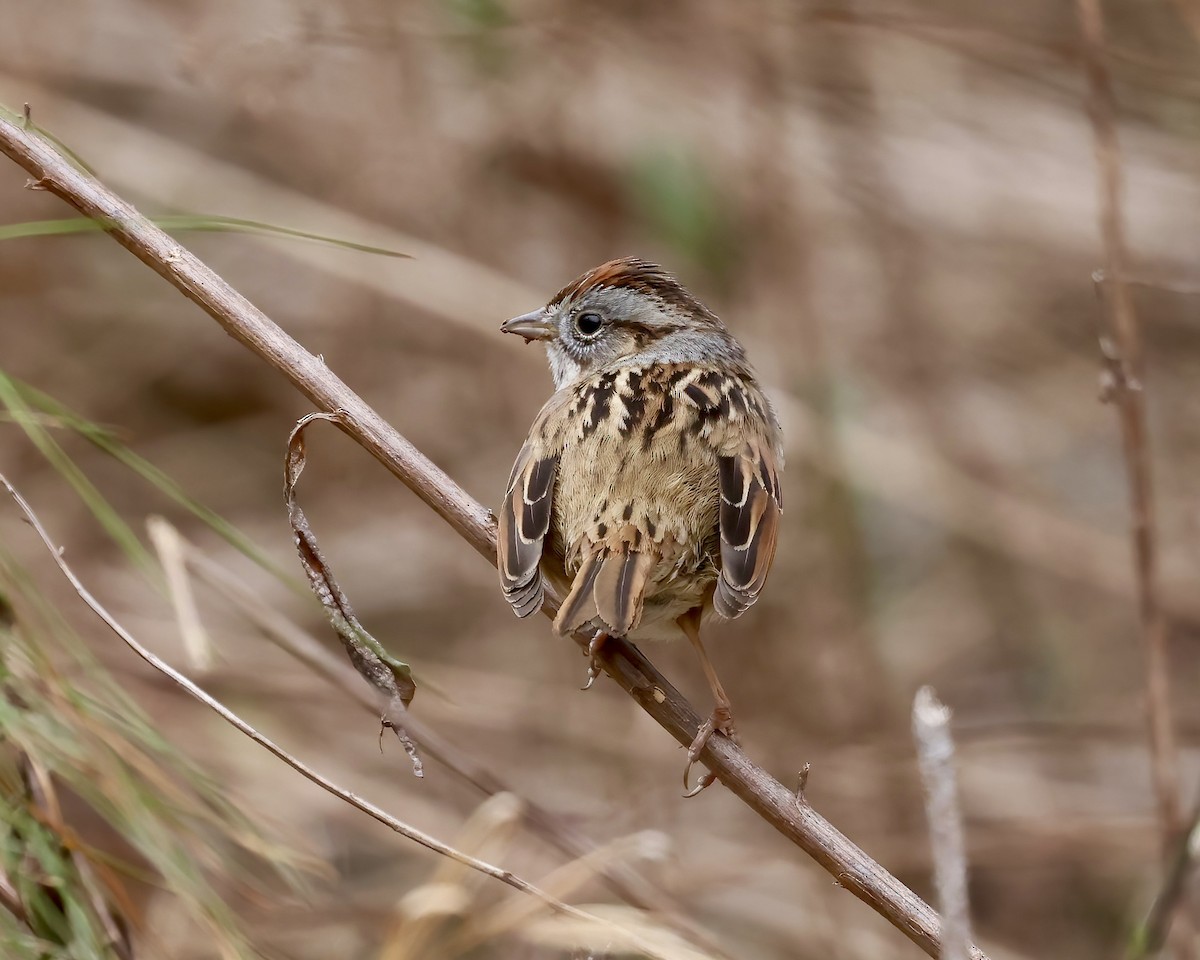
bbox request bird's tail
[553,536,654,638]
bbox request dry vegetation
[1,1,1199,958]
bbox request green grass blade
[0,372,152,572]
[10,378,297,585]
[0,214,410,258]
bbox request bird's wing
[714,435,782,618]
[497,432,559,619]
[681,370,784,620]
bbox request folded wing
[677,370,783,621]
[497,440,558,618]
[714,438,782,619]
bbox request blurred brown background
[2,1,1200,958]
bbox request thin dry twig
[912,687,973,960]
[283,411,422,775]
[147,513,213,672]
[0,113,989,960]
[0,474,699,960]
[1075,0,1182,852]
[1095,269,1200,299]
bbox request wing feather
[714,439,782,620]
[497,439,558,619]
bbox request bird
[497,257,783,794]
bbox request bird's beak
[501,309,557,343]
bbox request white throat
[546,342,583,389]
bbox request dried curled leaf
[285,412,422,776]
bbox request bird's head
[501,257,744,388]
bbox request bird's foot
[580,631,607,691]
[682,703,738,797]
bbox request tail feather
[593,549,653,637]
[553,551,603,636]
[553,543,653,638]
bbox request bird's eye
[574,312,603,337]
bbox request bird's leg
[678,609,738,797]
[581,630,608,691]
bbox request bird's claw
[580,632,606,691]
[682,704,738,797]
[682,771,717,798]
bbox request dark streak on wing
[683,383,712,409]
[522,456,555,530]
[718,456,751,544]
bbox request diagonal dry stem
[0,112,989,960]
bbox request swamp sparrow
[498,257,783,793]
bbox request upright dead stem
[913,687,972,960]
[1074,0,1182,855]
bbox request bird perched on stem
[497,257,783,794]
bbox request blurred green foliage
[0,556,309,959]
[0,372,294,583]
[442,0,513,74]
[626,146,740,290]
